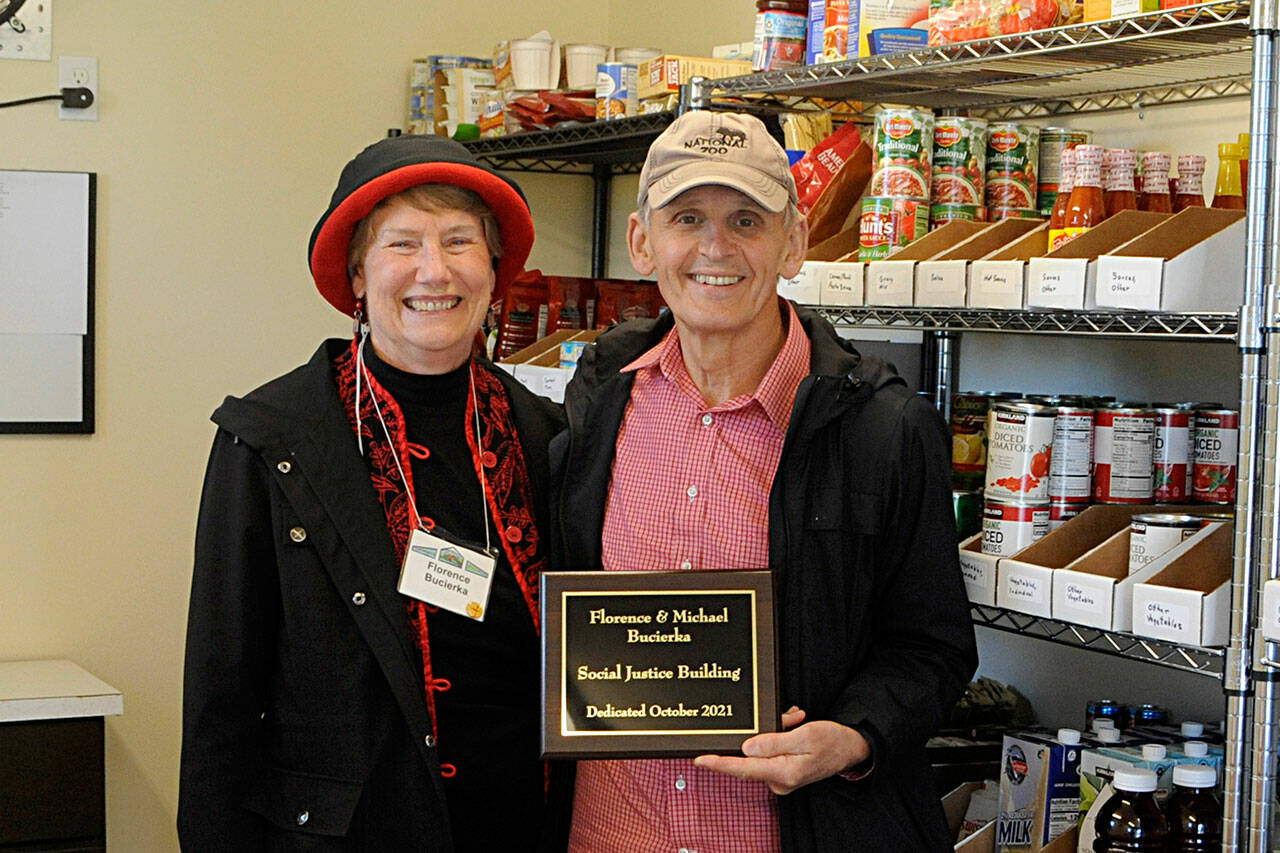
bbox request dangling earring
[353,298,369,338]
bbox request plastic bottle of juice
[1103,148,1138,218]
[1211,142,1245,210]
[1092,767,1167,852]
[1139,151,1172,213]
[1048,147,1076,251]
[1164,763,1221,851]
[1061,144,1106,246]
[1174,154,1207,212]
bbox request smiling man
[552,111,977,852]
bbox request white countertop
[0,659,124,722]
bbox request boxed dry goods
[854,0,931,56]
[637,55,753,99]
[1084,0,1158,21]
[408,56,490,136]
[806,0,850,64]
[433,65,498,138]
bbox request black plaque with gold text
[540,570,778,759]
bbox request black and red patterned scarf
[333,338,546,738]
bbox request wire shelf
[462,112,676,173]
[972,604,1225,677]
[698,1,1252,118]
[807,306,1238,339]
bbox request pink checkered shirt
[568,301,811,853]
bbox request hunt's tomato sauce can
[870,108,934,201]
[1193,408,1239,504]
[985,122,1040,211]
[931,116,986,205]
[858,197,926,260]
[1093,405,1156,503]
[1151,406,1194,502]
[981,499,1050,557]
[1048,405,1093,503]
[984,401,1055,503]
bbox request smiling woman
[179,134,569,851]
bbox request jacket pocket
[242,766,364,836]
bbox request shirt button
[296,810,309,826]
[686,485,698,499]
[425,735,437,748]
[481,450,498,468]
[505,525,522,543]
[289,526,307,543]
[701,413,713,426]
[675,775,687,791]
[276,460,292,474]
[352,592,366,606]
[680,559,692,571]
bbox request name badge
[397,527,497,621]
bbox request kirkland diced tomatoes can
[981,499,1050,557]
[1093,405,1156,503]
[870,108,934,200]
[931,116,986,205]
[1128,513,1201,574]
[985,122,1040,211]
[858,197,927,260]
[985,401,1056,503]
[1151,406,1194,502]
[1193,408,1239,504]
[1048,405,1093,503]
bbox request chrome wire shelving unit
[971,605,1225,677]
[463,111,676,175]
[692,1,1252,118]
[808,307,1239,339]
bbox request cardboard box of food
[959,532,1000,606]
[864,220,988,306]
[1131,521,1233,646]
[1096,207,1246,312]
[1050,516,1214,632]
[914,218,1042,308]
[967,223,1052,310]
[638,54,753,99]
[1025,211,1170,310]
[1084,0,1159,22]
[996,504,1184,618]
[496,329,600,403]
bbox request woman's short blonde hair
[346,183,504,279]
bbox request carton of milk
[997,729,1082,851]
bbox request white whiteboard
[0,170,95,432]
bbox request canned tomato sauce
[1048,405,1093,503]
[870,108,934,200]
[981,499,1050,557]
[931,116,986,205]
[1193,408,1239,504]
[858,197,927,260]
[1151,406,1194,502]
[985,401,1056,503]
[1128,513,1201,574]
[1093,405,1156,503]
[985,122,1040,210]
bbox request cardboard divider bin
[966,222,1050,310]
[995,504,1198,618]
[958,533,999,606]
[914,218,1044,308]
[1096,207,1246,312]
[1261,579,1280,642]
[1026,211,1170,310]
[496,329,599,403]
[1131,521,1233,646]
[865,221,989,307]
[779,226,865,307]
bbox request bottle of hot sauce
[1061,144,1106,245]
[1047,147,1076,252]
[1212,142,1246,210]
[1239,131,1251,203]
[1174,154,1206,212]
[1103,148,1138,219]
[1139,151,1172,213]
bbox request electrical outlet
[0,1,52,61]
[58,55,98,121]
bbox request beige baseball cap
[638,111,797,213]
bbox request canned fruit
[932,117,986,205]
[951,391,994,490]
[858,197,926,260]
[870,109,934,200]
[985,123,1039,210]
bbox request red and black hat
[308,134,534,316]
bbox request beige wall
[0,1,644,849]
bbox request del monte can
[985,122,1040,211]
[931,116,986,205]
[870,108,934,200]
